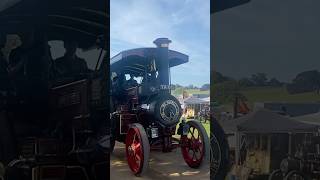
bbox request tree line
[172,84,210,91]
[211,70,320,104]
[213,70,320,95]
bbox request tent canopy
[211,0,250,13]
[110,48,188,76]
[293,112,320,126]
[184,97,208,105]
[237,109,319,133]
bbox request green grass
[186,118,210,136]
[185,89,210,95]
[216,86,320,112]
[240,86,320,107]
[172,88,209,96]
[175,118,210,138]
[201,121,210,135]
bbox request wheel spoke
[189,128,196,139]
[197,146,203,155]
[125,125,148,175]
[192,150,196,160]
[194,151,199,160]
[135,153,141,163]
[181,122,207,168]
[133,133,137,144]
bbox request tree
[286,70,320,94]
[268,78,282,87]
[186,84,194,89]
[238,77,254,87]
[251,73,268,86]
[200,84,210,91]
[212,80,240,104]
[213,71,231,84]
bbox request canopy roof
[184,97,208,105]
[0,0,108,50]
[262,102,320,117]
[237,109,319,133]
[110,48,188,75]
[211,0,250,13]
[293,112,320,126]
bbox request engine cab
[110,38,189,148]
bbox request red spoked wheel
[181,120,209,168]
[125,123,150,176]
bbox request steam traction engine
[269,136,320,180]
[110,38,210,176]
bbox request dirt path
[110,142,210,180]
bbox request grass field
[172,88,210,96]
[201,120,210,135]
[240,86,320,107]
[176,118,210,138]
[186,118,210,135]
[214,86,320,112]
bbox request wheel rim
[269,170,283,180]
[126,127,144,174]
[287,173,304,180]
[210,132,222,177]
[181,124,205,167]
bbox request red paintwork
[181,124,205,168]
[125,126,144,175]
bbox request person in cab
[0,33,9,91]
[55,40,89,78]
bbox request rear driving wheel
[268,169,284,180]
[181,120,209,168]
[210,119,230,180]
[284,171,305,180]
[125,123,150,176]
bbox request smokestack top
[154,38,172,48]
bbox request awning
[110,48,188,76]
[211,0,251,13]
[237,109,319,133]
[184,97,208,105]
[293,112,320,126]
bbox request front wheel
[284,171,306,180]
[268,169,284,180]
[125,123,150,176]
[211,119,230,180]
[180,120,210,168]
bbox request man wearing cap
[55,40,89,77]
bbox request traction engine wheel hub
[181,120,209,168]
[125,123,150,176]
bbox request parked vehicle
[110,38,210,176]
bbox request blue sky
[110,0,210,87]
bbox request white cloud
[111,0,210,86]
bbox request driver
[0,33,9,91]
[55,40,89,77]
[0,33,17,165]
[126,74,138,88]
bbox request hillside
[172,87,210,96]
[215,86,320,112]
[241,86,320,106]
